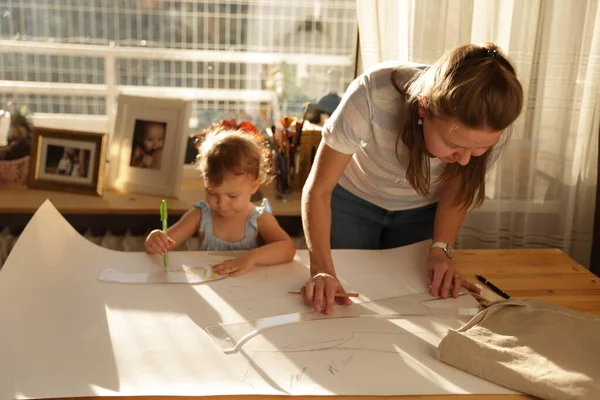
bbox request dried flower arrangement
[0,104,33,161]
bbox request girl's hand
[302,271,352,315]
[427,248,480,298]
[142,154,153,168]
[145,229,176,255]
[212,253,256,276]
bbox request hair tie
[487,49,498,58]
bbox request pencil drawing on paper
[167,263,220,279]
[290,366,307,388]
[97,259,230,284]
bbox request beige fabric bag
[438,298,600,400]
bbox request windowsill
[0,178,301,216]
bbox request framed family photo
[108,94,191,197]
[28,127,108,196]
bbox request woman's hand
[301,271,352,315]
[145,229,176,255]
[212,253,256,276]
[427,248,480,298]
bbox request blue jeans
[330,185,437,249]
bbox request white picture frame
[108,94,192,198]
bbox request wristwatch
[430,241,454,259]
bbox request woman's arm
[428,175,479,297]
[300,73,372,313]
[432,174,467,249]
[301,141,354,314]
[302,140,353,276]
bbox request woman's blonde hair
[393,42,524,209]
[196,127,274,186]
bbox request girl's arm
[130,147,141,164]
[166,208,202,246]
[211,212,295,276]
[151,148,163,169]
[145,208,202,254]
[246,212,296,265]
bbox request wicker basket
[0,156,30,189]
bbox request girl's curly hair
[194,122,274,186]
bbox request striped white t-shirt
[322,61,445,211]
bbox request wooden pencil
[288,290,359,298]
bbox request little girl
[145,126,296,276]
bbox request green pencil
[160,199,168,268]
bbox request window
[0,0,358,142]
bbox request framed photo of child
[28,127,108,196]
[108,95,191,197]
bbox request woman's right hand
[145,229,176,255]
[302,271,353,315]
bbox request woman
[301,42,524,315]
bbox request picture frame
[108,94,192,198]
[28,127,108,196]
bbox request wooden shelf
[0,179,302,216]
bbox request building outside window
[0,0,358,154]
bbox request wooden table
[0,179,302,234]
[46,248,600,400]
[455,249,600,316]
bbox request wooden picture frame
[28,127,107,196]
[108,94,191,198]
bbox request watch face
[445,244,454,257]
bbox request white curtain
[356,0,600,267]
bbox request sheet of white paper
[0,200,516,399]
[99,259,231,284]
[205,292,482,354]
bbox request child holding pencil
[145,126,296,276]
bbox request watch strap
[430,241,453,258]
